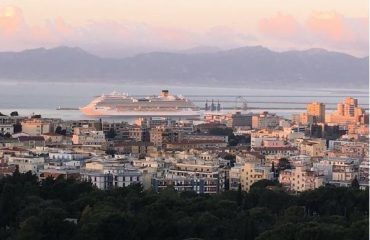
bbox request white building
[320,157,359,183]
[80,159,142,190]
[165,157,226,194]
[229,166,241,190]
[0,124,14,135]
[8,156,45,174]
[49,150,88,161]
[72,126,106,145]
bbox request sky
[0,0,368,57]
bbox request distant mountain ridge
[0,46,368,88]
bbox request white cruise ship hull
[80,107,200,117]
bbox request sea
[0,81,368,122]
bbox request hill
[0,46,368,88]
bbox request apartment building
[279,166,324,192]
[240,162,273,191]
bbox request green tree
[55,126,62,135]
[351,176,360,189]
[13,123,22,133]
[10,111,19,117]
[278,158,291,171]
[250,179,280,190]
[106,128,116,139]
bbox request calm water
[0,81,368,120]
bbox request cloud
[307,11,352,42]
[259,13,300,39]
[0,6,24,36]
[0,6,259,56]
[0,5,367,57]
[258,11,368,56]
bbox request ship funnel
[161,90,169,97]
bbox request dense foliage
[0,172,368,240]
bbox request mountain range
[0,46,368,88]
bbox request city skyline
[0,1,368,239]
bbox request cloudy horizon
[0,1,368,58]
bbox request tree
[10,111,19,117]
[351,176,360,189]
[31,114,41,119]
[228,134,250,146]
[250,179,280,190]
[0,183,18,228]
[0,172,367,240]
[55,126,62,135]
[236,184,244,207]
[105,149,116,155]
[278,158,291,171]
[222,153,236,161]
[107,128,116,139]
[209,127,233,136]
[271,162,276,178]
[13,123,22,133]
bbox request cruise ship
[80,90,200,117]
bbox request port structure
[234,96,248,112]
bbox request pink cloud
[257,11,368,56]
[0,5,367,57]
[306,11,352,42]
[259,13,300,39]
[154,27,192,46]
[54,17,73,36]
[0,6,24,36]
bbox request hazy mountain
[0,46,368,88]
[178,46,223,54]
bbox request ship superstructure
[80,90,200,117]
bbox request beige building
[72,126,106,145]
[279,166,324,192]
[328,97,365,124]
[149,127,183,147]
[229,166,241,190]
[307,102,325,123]
[21,119,52,136]
[326,158,359,182]
[8,156,45,174]
[42,133,65,144]
[252,112,280,129]
[293,113,315,125]
[298,139,326,157]
[240,162,272,191]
